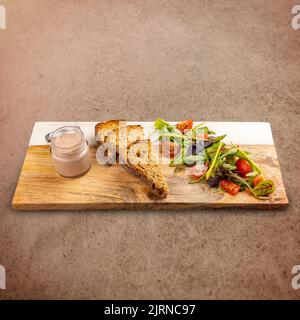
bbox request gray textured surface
[0,0,300,299]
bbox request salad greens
[153,118,276,199]
[205,141,224,180]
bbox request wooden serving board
[12,122,288,210]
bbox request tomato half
[220,179,240,195]
[189,163,208,179]
[176,120,193,133]
[161,141,180,158]
[236,158,252,177]
[253,175,264,186]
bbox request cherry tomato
[220,179,240,195]
[189,163,208,179]
[236,158,252,177]
[161,141,180,158]
[176,120,193,133]
[253,175,264,186]
[196,133,209,140]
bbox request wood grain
[12,145,288,210]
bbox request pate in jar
[45,126,92,177]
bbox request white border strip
[29,122,274,146]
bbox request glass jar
[45,126,92,177]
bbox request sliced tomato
[189,163,208,179]
[161,141,180,158]
[220,179,240,195]
[176,120,193,133]
[196,133,209,140]
[236,158,252,177]
[253,175,264,187]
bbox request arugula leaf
[223,147,238,156]
[154,118,175,131]
[222,163,236,171]
[205,142,220,160]
[213,134,227,143]
[194,126,216,135]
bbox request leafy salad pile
[153,118,275,199]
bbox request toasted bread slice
[95,121,169,198]
[95,120,126,146]
[95,121,144,149]
[124,139,169,198]
[95,121,144,165]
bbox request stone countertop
[0,0,299,299]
